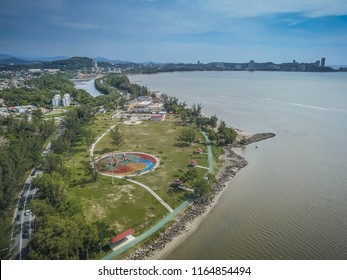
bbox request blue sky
[1,0,347,64]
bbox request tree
[81,128,96,148]
[208,130,219,143]
[31,109,43,124]
[29,214,110,260]
[192,178,212,197]
[180,110,189,124]
[217,120,237,145]
[32,173,67,209]
[181,168,198,185]
[179,128,197,145]
[82,160,98,181]
[196,116,211,130]
[210,114,218,128]
[39,153,65,174]
[110,125,123,148]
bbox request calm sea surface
[129,71,347,260]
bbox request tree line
[161,93,237,198]
[161,93,237,146]
[28,105,115,259]
[0,112,55,259]
[95,74,149,99]
[0,74,95,108]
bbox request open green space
[66,113,214,242]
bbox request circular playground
[95,152,159,177]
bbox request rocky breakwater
[125,132,275,260]
[234,132,276,147]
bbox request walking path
[101,131,215,260]
[101,199,192,260]
[89,124,117,159]
[127,179,173,213]
[196,165,209,170]
[201,131,214,174]
[177,186,194,192]
[90,124,173,213]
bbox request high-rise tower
[320,57,326,67]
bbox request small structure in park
[109,228,135,250]
[150,111,166,122]
[124,116,142,125]
[194,148,203,154]
[172,178,183,187]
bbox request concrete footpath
[101,132,214,260]
[201,131,214,174]
[101,200,192,260]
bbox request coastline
[126,132,275,260]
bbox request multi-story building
[62,94,71,107]
[52,94,61,107]
[248,60,255,70]
[320,57,326,67]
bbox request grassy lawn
[65,113,215,237]
[69,176,168,236]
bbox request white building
[62,94,71,107]
[52,94,61,107]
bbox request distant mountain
[0,53,136,66]
[111,59,133,65]
[40,56,94,70]
[0,54,12,60]
[93,57,133,64]
[0,54,69,63]
[0,57,42,65]
[24,56,69,62]
[94,57,112,62]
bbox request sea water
[130,71,347,259]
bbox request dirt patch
[87,201,106,221]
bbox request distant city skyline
[1,0,347,64]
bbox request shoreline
[126,132,275,260]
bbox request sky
[1,0,347,64]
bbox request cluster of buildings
[0,104,50,117]
[52,91,71,107]
[126,95,166,121]
[0,70,36,90]
[0,68,62,90]
[127,96,164,113]
[246,57,327,71]
[115,95,167,122]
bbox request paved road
[10,123,64,260]
[11,171,40,260]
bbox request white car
[24,210,30,216]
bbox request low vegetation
[1,73,237,260]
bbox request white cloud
[193,0,347,18]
